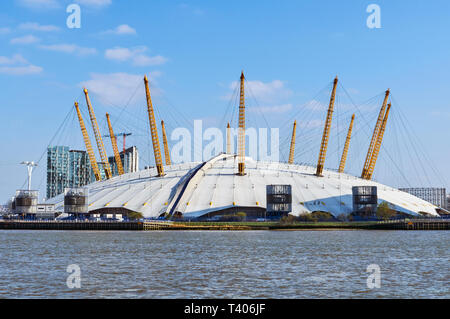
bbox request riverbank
[0,219,448,231]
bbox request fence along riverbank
[0,219,449,231]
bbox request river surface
[0,230,448,299]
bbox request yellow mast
[361,89,390,179]
[338,114,355,173]
[106,113,125,176]
[226,123,231,154]
[316,76,338,176]
[288,120,297,164]
[365,103,391,180]
[74,102,102,181]
[237,71,246,176]
[144,75,165,177]
[83,88,112,180]
[161,120,171,166]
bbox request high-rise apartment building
[47,146,140,199]
[69,150,91,188]
[108,146,139,176]
[46,146,92,199]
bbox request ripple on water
[0,230,448,299]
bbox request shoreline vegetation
[0,219,448,231]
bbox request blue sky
[1,0,450,202]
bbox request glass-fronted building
[47,146,92,199]
[108,146,139,176]
[47,146,139,199]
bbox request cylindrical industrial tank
[14,190,38,215]
[64,188,89,215]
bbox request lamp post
[20,161,38,191]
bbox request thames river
[0,230,448,298]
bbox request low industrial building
[399,188,447,210]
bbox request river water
[0,230,448,299]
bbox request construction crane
[161,120,171,166]
[288,120,297,165]
[237,71,246,176]
[338,114,355,173]
[226,123,231,154]
[74,102,101,181]
[365,103,391,180]
[361,89,390,179]
[316,76,338,177]
[106,113,125,176]
[144,75,165,177]
[103,133,132,153]
[83,88,112,180]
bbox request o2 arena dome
[46,153,439,219]
[45,73,441,219]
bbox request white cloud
[102,24,136,35]
[0,65,43,75]
[16,0,60,9]
[105,46,168,66]
[0,54,28,65]
[178,3,205,16]
[304,98,365,112]
[249,104,293,114]
[105,47,133,61]
[225,79,293,104]
[0,54,42,75]
[18,22,60,32]
[0,27,11,35]
[304,99,328,111]
[79,72,162,106]
[75,0,111,7]
[133,55,167,66]
[39,44,97,56]
[299,119,323,129]
[10,35,41,45]
[18,0,112,9]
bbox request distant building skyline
[46,145,139,199]
[399,188,447,210]
[108,146,139,176]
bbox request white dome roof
[46,153,439,218]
